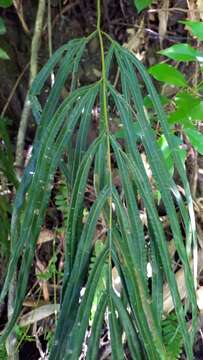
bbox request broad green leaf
[0,48,9,60]
[175,92,200,111]
[0,0,12,7]
[168,93,203,126]
[178,94,203,121]
[181,20,203,41]
[168,109,192,127]
[191,102,203,119]
[0,17,6,34]
[184,128,203,155]
[133,0,152,12]
[159,43,202,62]
[148,63,187,87]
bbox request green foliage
[44,329,54,352]
[162,313,183,360]
[0,0,12,8]
[132,0,152,12]
[159,43,203,62]
[0,344,7,360]
[89,241,107,322]
[0,48,9,60]
[149,19,203,157]
[0,17,9,60]
[168,93,203,127]
[15,325,34,344]
[181,20,203,41]
[0,17,6,35]
[157,135,186,176]
[55,177,70,222]
[0,119,17,256]
[37,253,59,281]
[184,128,203,155]
[0,194,11,256]
[0,5,197,359]
[148,63,187,87]
[0,119,17,187]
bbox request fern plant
[0,1,198,359]
[55,175,70,223]
[162,313,183,360]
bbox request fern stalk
[97,0,113,290]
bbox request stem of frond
[97,0,113,286]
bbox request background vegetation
[0,0,203,359]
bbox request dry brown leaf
[19,304,60,327]
[124,18,145,55]
[37,229,54,245]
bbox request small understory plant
[149,20,203,158]
[0,1,198,359]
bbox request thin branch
[15,0,46,174]
[13,0,30,35]
[1,62,30,118]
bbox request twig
[48,0,54,86]
[15,0,46,173]
[1,62,30,118]
[13,0,30,35]
[148,7,203,13]
[51,0,80,30]
[158,0,169,48]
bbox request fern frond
[0,7,198,360]
[162,313,183,360]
